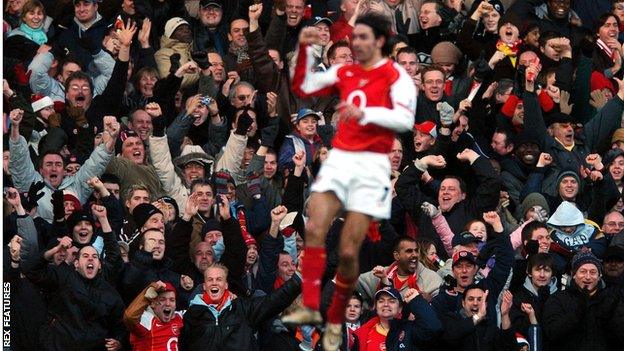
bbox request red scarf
[273,276,285,290]
[202,289,231,312]
[383,262,421,292]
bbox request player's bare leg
[322,211,371,351]
[282,191,342,325]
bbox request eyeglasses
[236,94,251,102]
[69,85,91,93]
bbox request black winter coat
[543,282,624,351]
[24,257,126,351]
[179,275,302,351]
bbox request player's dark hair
[355,13,393,57]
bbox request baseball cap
[374,287,403,304]
[200,0,222,8]
[313,16,333,26]
[451,231,480,247]
[452,250,477,267]
[295,108,321,123]
[414,121,437,138]
[164,17,190,38]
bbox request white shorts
[311,149,392,219]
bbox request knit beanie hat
[590,71,616,94]
[431,41,462,65]
[201,219,222,239]
[516,333,529,349]
[556,169,580,187]
[521,193,550,217]
[571,250,602,275]
[547,201,584,227]
[132,203,163,230]
[66,209,94,232]
[63,193,83,212]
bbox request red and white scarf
[597,39,616,62]
[383,262,421,292]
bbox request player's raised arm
[292,27,341,97]
[359,64,417,132]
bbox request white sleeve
[293,45,341,96]
[359,63,417,132]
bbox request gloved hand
[24,181,45,211]
[151,114,166,137]
[260,124,278,148]
[169,53,181,75]
[235,111,253,135]
[421,202,440,218]
[51,190,65,222]
[191,50,211,70]
[437,102,455,127]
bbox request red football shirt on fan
[292,44,417,154]
[129,308,184,351]
[366,325,388,351]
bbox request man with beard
[25,244,126,350]
[543,251,624,351]
[8,110,119,223]
[356,237,443,306]
[287,14,416,350]
[179,263,302,350]
[124,281,184,351]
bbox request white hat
[164,17,189,38]
[31,96,54,113]
[547,201,584,227]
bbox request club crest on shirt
[171,324,180,335]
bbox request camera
[200,96,214,106]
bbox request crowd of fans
[3,0,624,350]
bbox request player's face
[151,291,177,323]
[351,24,383,64]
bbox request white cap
[164,17,189,38]
[31,96,54,112]
[547,201,584,227]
